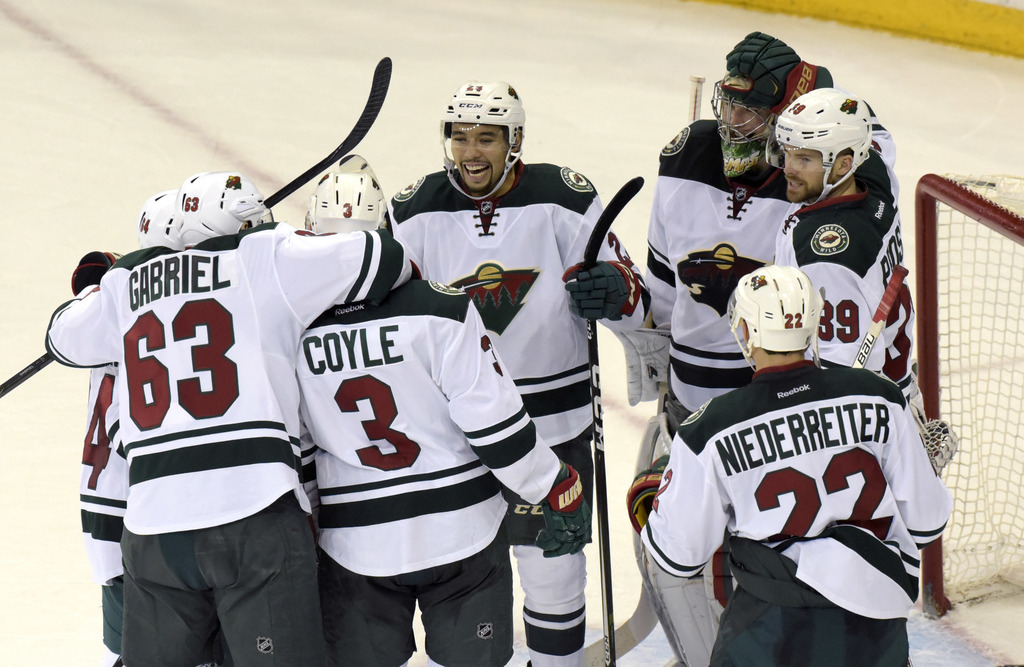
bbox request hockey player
[771,87,914,393]
[298,161,591,666]
[636,32,899,665]
[634,265,952,666]
[390,81,649,666]
[46,171,411,667]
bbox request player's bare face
[450,123,511,197]
[783,147,826,203]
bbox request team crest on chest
[811,224,850,256]
[677,243,766,316]
[662,127,689,156]
[449,262,539,335]
[393,177,424,202]
[560,167,594,193]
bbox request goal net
[915,174,1024,615]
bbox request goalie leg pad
[635,545,717,667]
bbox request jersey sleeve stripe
[643,525,706,577]
[646,247,675,288]
[81,510,125,542]
[469,419,537,470]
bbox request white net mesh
[932,175,1024,603]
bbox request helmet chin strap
[808,163,856,205]
[445,152,518,201]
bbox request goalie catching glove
[627,455,669,534]
[536,463,592,558]
[562,260,641,321]
[71,251,122,296]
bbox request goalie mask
[305,155,387,234]
[728,265,821,368]
[136,189,183,251]
[175,172,267,247]
[767,88,872,203]
[441,80,525,199]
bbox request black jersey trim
[81,510,125,543]
[127,436,299,486]
[520,378,590,418]
[470,419,537,470]
[670,357,754,390]
[318,471,501,528]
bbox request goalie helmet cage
[915,174,1024,617]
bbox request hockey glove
[562,260,640,321]
[627,455,669,534]
[71,251,121,296]
[536,463,592,558]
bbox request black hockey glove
[71,251,121,296]
[724,31,801,110]
[536,463,592,558]
[562,260,639,321]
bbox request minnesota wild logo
[450,262,539,335]
[839,99,859,114]
[225,175,242,190]
[677,243,766,317]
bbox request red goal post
[915,174,1024,617]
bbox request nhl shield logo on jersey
[476,622,494,640]
[677,243,766,317]
[450,262,539,335]
[661,127,690,157]
[393,177,425,203]
[560,166,594,193]
[811,224,850,256]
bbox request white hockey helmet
[728,265,821,367]
[136,189,184,250]
[767,88,872,198]
[441,81,525,198]
[305,155,387,234]
[174,171,267,247]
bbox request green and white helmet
[728,265,821,367]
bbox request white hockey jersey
[647,116,898,412]
[773,167,914,391]
[391,164,648,446]
[643,362,951,619]
[298,280,562,577]
[46,223,410,535]
[80,364,127,585]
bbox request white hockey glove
[906,374,960,475]
[613,327,672,406]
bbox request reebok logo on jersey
[777,384,811,399]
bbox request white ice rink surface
[1,0,1023,664]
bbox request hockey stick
[582,176,645,666]
[264,56,391,208]
[1,58,393,400]
[852,265,908,369]
[0,352,54,400]
[688,75,705,123]
[582,586,660,666]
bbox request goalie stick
[0,57,393,401]
[852,265,909,369]
[582,176,644,666]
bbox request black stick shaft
[583,176,643,666]
[6,59,393,401]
